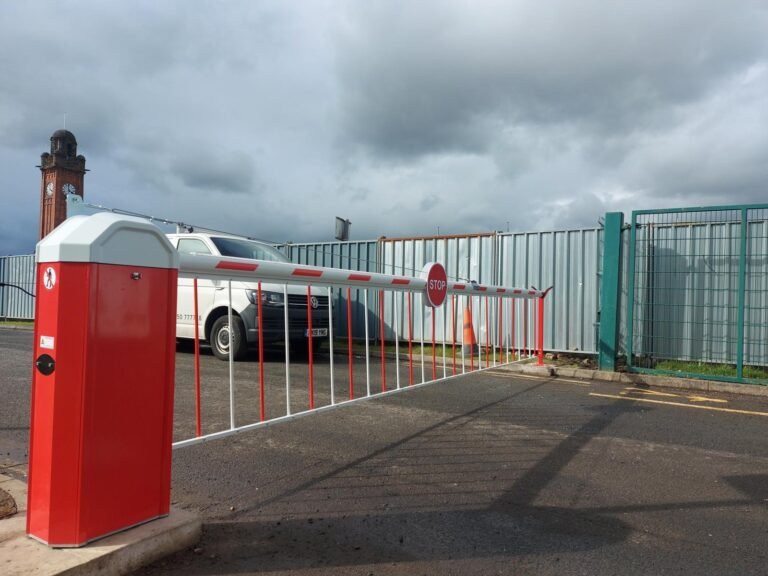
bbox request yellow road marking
[620,387,679,398]
[589,393,768,417]
[687,395,728,404]
[617,387,728,404]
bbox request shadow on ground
[140,381,651,574]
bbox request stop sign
[422,262,448,307]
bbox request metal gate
[626,205,768,385]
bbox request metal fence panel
[626,206,768,384]
[0,254,36,320]
[282,230,602,352]
[281,241,378,339]
[744,210,768,368]
[380,235,497,342]
[618,226,630,356]
[498,228,602,353]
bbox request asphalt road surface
[2,328,767,575]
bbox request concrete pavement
[0,471,201,576]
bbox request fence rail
[0,254,35,320]
[172,253,549,447]
[625,205,768,384]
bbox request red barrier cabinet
[27,213,179,547]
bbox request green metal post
[626,212,638,370]
[736,208,748,380]
[598,212,624,371]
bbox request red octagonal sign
[422,262,448,307]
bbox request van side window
[177,238,212,255]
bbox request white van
[167,233,328,360]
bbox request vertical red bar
[408,292,413,385]
[431,308,436,380]
[532,299,537,358]
[538,296,545,366]
[451,294,456,375]
[307,286,314,409]
[498,297,503,365]
[380,290,386,392]
[258,282,265,421]
[193,278,201,437]
[485,296,490,368]
[347,287,354,400]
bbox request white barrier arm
[178,253,545,300]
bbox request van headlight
[246,290,284,306]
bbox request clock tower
[39,129,87,239]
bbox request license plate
[306,328,328,337]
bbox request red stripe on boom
[292,268,323,277]
[453,284,466,290]
[496,288,506,293]
[391,279,410,285]
[348,274,371,281]
[476,286,487,292]
[216,261,259,271]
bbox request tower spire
[38,129,87,239]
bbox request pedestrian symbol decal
[43,267,56,290]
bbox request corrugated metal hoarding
[284,230,603,353]
[379,234,497,343]
[281,240,379,339]
[498,229,602,354]
[4,226,605,353]
[0,254,36,320]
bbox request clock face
[62,183,76,195]
[45,182,54,197]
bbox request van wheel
[210,316,247,361]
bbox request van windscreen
[210,237,289,262]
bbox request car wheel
[210,315,247,361]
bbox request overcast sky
[1,0,767,255]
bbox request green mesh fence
[627,205,768,385]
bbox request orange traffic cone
[462,307,478,355]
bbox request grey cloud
[2,1,768,257]
[336,0,768,159]
[171,150,259,194]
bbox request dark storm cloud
[336,1,768,159]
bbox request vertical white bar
[527,298,532,358]
[228,280,235,430]
[529,298,533,358]
[328,286,335,405]
[512,298,516,360]
[364,289,371,397]
[283,283,291,415]
[506,298,511,363]
[420,294,426,383]
[442,298,447,379]
[394,292,401,389]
